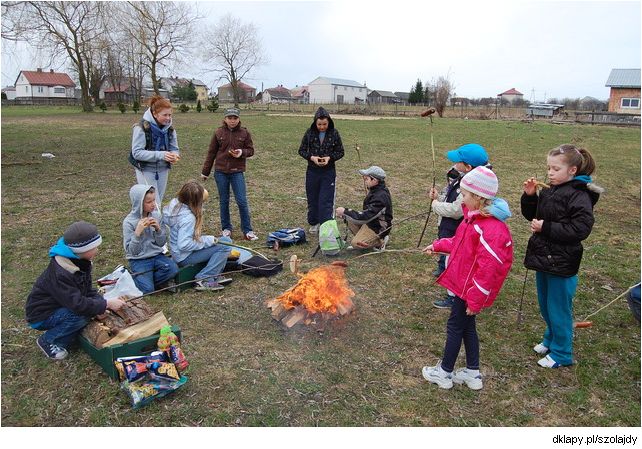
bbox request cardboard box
[79,325,181,380]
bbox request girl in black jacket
[521,144,601,368]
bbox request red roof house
[14,68,76,100]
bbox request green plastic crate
[79,325,181,380]
[174,262,207,292]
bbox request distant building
[367,90,399,104]
[307,76,367,104]
[218,81,256,103]
[262,85,292,103]
[14,68,76,100]
[498,87,524,105]
[100,78,138,104]
[290,86,309,104]
[160,77,209,103]
[394,92,410,104]
[605,69,640,113]
[2,86,16,100]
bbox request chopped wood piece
[101,312,170,347]
[337,300,354,316]
[270,302,289,321]
[282,306,307,328]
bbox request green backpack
[318,219,344,256]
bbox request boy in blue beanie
[26,221,126,360]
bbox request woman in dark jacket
[298,107,344,233]
[521,144,602,369]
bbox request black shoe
[217,276,233,286]
[37,335,68,360]
[433,296,455,309]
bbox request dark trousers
[305,167,336,226]
[441,296,479,372]
[30,307,89,349]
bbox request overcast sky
[2,0,640,101]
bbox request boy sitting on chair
[336,166,393,250]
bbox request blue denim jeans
[30,307,90,349]
[178,236,232,281]
[214,171,253,234]
[129,254,179,294]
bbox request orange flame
[275,265,355,314]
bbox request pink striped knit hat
[460,166,498,199]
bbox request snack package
[114,351,167,382]
[121,376,188,409]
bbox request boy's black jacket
[25,257,106,323]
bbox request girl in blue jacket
[163,181,232,291]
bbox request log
[81,321,112,348]
[337,299,354,316]
[282,306,307,328]
[270,302,289,321]
[113,298,154,325]
[101,312,170,347]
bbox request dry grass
[1,106,639,427]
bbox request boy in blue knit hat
[428,143,490,308]
[26,221,126,360]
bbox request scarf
[149,119,170,152]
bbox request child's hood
[487,197,512,222]
[162,198,192,225]
[573,175,604,206]
[48,237,79,259]
[128,184,155,219]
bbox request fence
[3,97,80,106]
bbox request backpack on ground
[318,219,345,256]
[266,228,306,249]
[240,255,283,277]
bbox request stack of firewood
[82,298,169,348]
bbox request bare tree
[5,2,107,112]
[431,76,453,118]
[122,1,200,95]
[202,13,268,107]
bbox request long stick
[517,269,529,324]
[417,114,437,248]
[581,286,634,322]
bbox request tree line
[1,1,267,111]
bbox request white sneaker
[244,231,258,241]
[533,343,549,355]
[221,229,232,238]
[537,354,561,368]
[309,224,319,234]
[452,368,483,390]
[421,363,453,389]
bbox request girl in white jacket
[163,181,232,291]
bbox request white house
[307,76,367,104]
[14,68,76,99]
[2,86,16,100]
[498,87,524,104]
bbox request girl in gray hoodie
[123,185,178,294]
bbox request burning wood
[266,262,355,328]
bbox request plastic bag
[97,265,143,300]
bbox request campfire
[266,261,355,328]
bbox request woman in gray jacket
[130,96,180,205]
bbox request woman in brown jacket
[201,108,258,241]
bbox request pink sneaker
[221,229,232,238]
[244,231,258,241]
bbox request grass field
[1,106,640,427]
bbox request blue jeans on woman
[441,296,479,372]
[177,236,232,281]
[128,254,179,294]
[214,171,253,234]
[30,307,89,349]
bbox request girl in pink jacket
[421,166,514,390]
